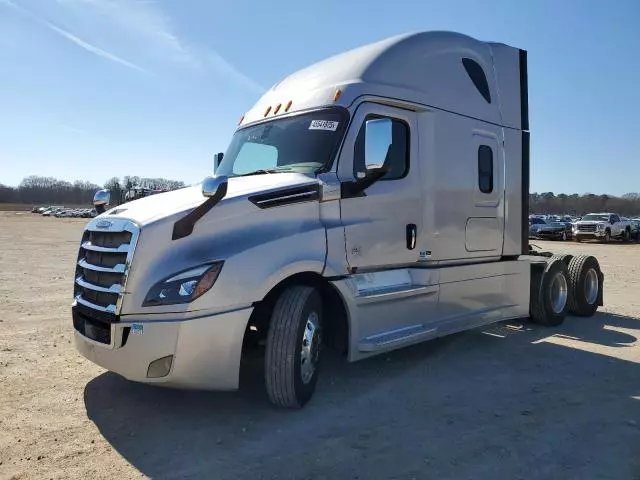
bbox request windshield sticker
[309,120,339,131]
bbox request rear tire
[567,255,602,317]
[265,286,323,409]
[530,258,570,327]
[622,229,630,242]
[550,254,573,266]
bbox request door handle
[406,224,417,250]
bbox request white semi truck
[72,31,604,408]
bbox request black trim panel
[462,58,492,103]
[521,131,530,255]
[249,184,320,209]
[519,49,529,131]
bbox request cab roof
[241,31,525,130]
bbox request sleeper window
[478,145,493,193]
[354,116,409,180]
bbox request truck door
[464,130,505,255]
[337,102,421,270]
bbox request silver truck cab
[72,31,604,408]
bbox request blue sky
[1,0,638,195]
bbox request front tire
[265,286,323,409]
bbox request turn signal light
[333,89,342,102]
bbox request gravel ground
[0,212,638,480]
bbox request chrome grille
[73,219,140,323]
[577,224,596,232]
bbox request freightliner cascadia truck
[73,31,604,408]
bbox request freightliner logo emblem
[95,220,113,229]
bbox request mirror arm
[172,181,228,240]
[341,167,389,198]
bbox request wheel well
[244,272,349,356]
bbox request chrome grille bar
[81,241,130,253]
[75,276,122,294]
[74,295,117,314]
[77,258,126,273]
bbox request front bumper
[74,307,253,390]
[536,230,567,239]
[574,230,606,239]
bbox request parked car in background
[529,217,547,238]
[573,213,633,243]
[536,220,573,241]
[626,217,640,240]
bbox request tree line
[0,175,186,206]
[1,176,639,216]
[530,192,640,217]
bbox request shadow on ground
[84,312,640,480]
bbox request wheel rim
[300,311,321,384]
[584,268,599,305]
[562,232,567,240]
[550,272,568,314]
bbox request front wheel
[622,229,630,242]
[265,286,323,409]
[561,231,567,241]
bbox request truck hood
[101,172,319,227]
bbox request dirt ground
[0,211,638,480]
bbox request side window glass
[478,145,493,193]
[611,215,619,223]
[354,116,409,180]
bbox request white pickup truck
[573,213,633,242]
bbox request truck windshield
[216,107,349,177]
[582,214,610,221]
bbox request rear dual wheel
[530,255,602,326]
[530,258,570,326]
[567,255,602,317]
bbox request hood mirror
[93,189,111,214]
[202,175,229,198]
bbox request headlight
[143,262,224,307]
[596,224,605,230]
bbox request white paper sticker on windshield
[309,120,339,131]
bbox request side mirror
[213,152,224,172]
[202,175,229,198]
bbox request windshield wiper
[236,166,294,177]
